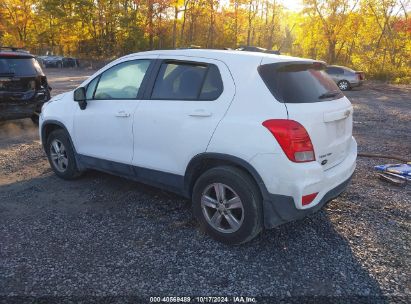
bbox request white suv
[40,50,357,244]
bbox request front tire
[192,166,263,245]
[338,80,350,91]
[46,129,81,180]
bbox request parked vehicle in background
[42,56,78,68]
[40,49,356,244]
[42,56,64,68]
[0,47,51,123]
[325,65,365,91]
[37,55,50,67]
[62,57,78,68]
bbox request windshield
[0,57,42,76]
[258,61,343,103]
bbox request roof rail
[176,45,202,50]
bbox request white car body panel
[72,55,159,164]
[286,98,353,171]
[39,92,77,142]
[206,56,289,159]
[73,99,139,163]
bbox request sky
[219,0,303,12]
[279,0,303,12]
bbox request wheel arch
[41,120,81,168]
[184,153,269,200]
[42,120,68,148]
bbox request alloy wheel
[338,81,349,90]
[201,183,244,233]
[50,139,68,172]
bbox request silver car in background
[325,65,365,91]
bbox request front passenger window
[86,77,98,100]
[93,60,151,100]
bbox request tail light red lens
[302,192,318,206]
[356,72,364,80]
[262,119,315,162]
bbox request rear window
[0,57,42,76]
[258,62,343,103]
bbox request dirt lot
[0,68,410,302]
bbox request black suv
[0,47,51,123]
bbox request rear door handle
[116,111,130,118]
[188,109,212,117]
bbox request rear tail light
[40,76,48,89]
[302,192,318,206]
[356,72,364,80]
[262,119,315,162]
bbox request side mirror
[73,87,87,110]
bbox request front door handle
[116,111,130,118]
[188,109,212,117]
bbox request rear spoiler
[0,46,32,58]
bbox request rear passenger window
[199,65,223,100]
[151,62,223,101]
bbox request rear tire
[46,129,82,180]
[338,80,350,91]
[192,166,263,245]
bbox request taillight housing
[262,119,315,162]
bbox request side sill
[77,154,188,197]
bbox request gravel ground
[0,69,410,303]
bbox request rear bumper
[0,90,49,121]
[251,137,357,228]
[350,80,364,87]
[263,173,353,228]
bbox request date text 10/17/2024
[149,296,257,303]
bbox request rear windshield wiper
[318,90,341,99]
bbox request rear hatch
[259,60,353,170]
[0,55,45,99]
